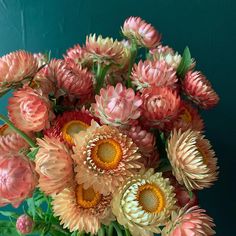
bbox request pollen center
[62,120,89,144]
[137,183,165,213]
[181,108,192,123]
[76,185,101,209]
[91,138,122,170]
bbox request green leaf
[177,46,193,78]
[27,147,39,160]
[0,220,20,236]
[27,198,36,219]
[0,211,19,219]
[189,191,194,199]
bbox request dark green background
[0,0,235,235]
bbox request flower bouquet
[0,16,219,236]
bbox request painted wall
[0,0,235,235]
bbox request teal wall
[0,0,235,235]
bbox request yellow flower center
[62,120,89,144]
[91,138,122,170]
[76,185,101,209]
[137,183,166,213]
[180,108,192,123]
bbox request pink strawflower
[141,149,160,168]
[0,153,37,208]
[0,124,29,153]
[33,53,47,67]
[16,214,34,235]
[162,206,216,236]
[8,86,52,132]
[50,59,93,99]
[183,71,219,109]
[92,83,142,126]
[122,16,161,48]
[141,86,181,127]
[0,50,38,91]
[131,60,178,91]
[165,101,204,132]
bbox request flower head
[8,86,52,132]
[131,60,178,91]
[16,214,34,235]
[35,137,74,195]
[122,16,161,48]
[0,50,38,91]
[141,87,180,127]
[0,153,37,208]
[150,45,182,69]
[86,34,124,65]
[166,129,218,190]
[112,169,176,236]
[72,122,142,195]
[93,83,142,126]
[0,124,29,153]
[162,205,215,236]
[52,186,114,234]
[183,71,219,109]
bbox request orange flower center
[76,185,101,209]
[91,138,122,170]
[62,120,89,145]
[137,183,165,213]
[180,108,192,123]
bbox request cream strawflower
[92,83,142,126]
[166,129,218,190]
[35,137,74,195]
[0,124,29,153]
[162,205,215,236]
[52,185,114,234]
[86,34,124,65]
[183,71,219,109]
[112,169,176,236]
[150,45,182,69]
[122,16,161,48]
[8,86,52,132]
[131,60,178,91]
[72,121,142,195]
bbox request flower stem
[112,222,123,236]
[95,63,110,94]
[127,41,137,88]
[124,228,131,236]
[0,114,36,148]
[98,225,106,236]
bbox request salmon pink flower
[16,214,34,235]
[183,71,219,109]
[162,205,215,236]
[122,16,161,48]
[0,153,37,208]
[131,60,178,91]
[141,86,181,128]
[8,86,52,132]
[93,83,142,126]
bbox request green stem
[50,224,70,235]
[127,41,137,88]
[95,64,110,94]
[77,231,86,236]
[112,222,123,236]
[107,224,114,236]
[0,114,36,148]
[124,228,131,236]
[98,225,106,236]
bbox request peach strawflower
[112,169,176,236]
[165,101,204,132]
[0,153,37,208]
[86,34,124,65]
[92,83,142,126]
[72,121,142,195]
[162,205,215,236]
[141,86,181,127]
[0,50,38,91]
[183,71,219,109]
[150,45,182,69]
[44,110,95,145]
[122,16,161,48]
[52,185,114,234]
[0,124,29,153]
[50,59,93,98]
[16,214,34,235]
[131,60,178,91]
[35,137,74,195]
[166,129,218,190]
[8,86,52,132]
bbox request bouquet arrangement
[0,16,219,236]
